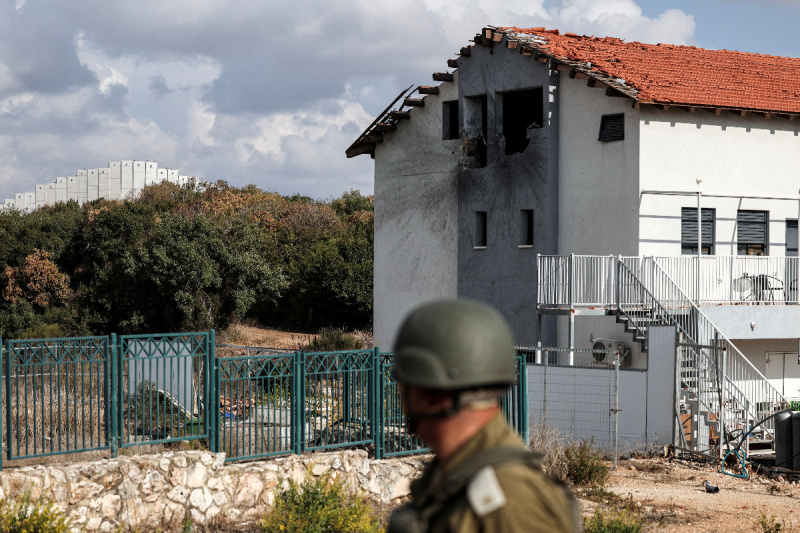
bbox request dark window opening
[475,211,487,247]
[520,209,534,246]
[737,210,768,256]
[786,219,797,257]
[599,113,625,142]
[502,88,543,155]
[442,100,459,140]
[681,207,715,255]
[464,95,488,168]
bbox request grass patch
[584,507,644,533]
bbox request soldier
[387,299,579,533]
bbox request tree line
[0,181,373,339]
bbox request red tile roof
[503,27,800,114]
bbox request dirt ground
[581,454,800,532]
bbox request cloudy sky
[0,0,798,201]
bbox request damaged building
[348,26,800,454]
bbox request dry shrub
[528,418,571,482]
[260,471,382,533]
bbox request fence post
[293,351,304,455]
[613,353,620,470]
[109,334,118,458]
[208,330,219,454]
[519,354,529,444]
[372,347,382,459]
[116,334,123,457]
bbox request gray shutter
[737,211,767,244]
[681,208,713,245]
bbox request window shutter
[681,208,713,245]
[737,211,767,244]
[598,114,624,142]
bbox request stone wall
[0,450,428,532]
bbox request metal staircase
[537,254,788,456]
[616,257,786,456]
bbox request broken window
[475,211,487,247]
[520,209,534,246]
[463,95,488,168]
[598,113,625,142]
[442,100,459,140]
[501,88,543,155]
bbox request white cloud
[0,0,699,201]
[548,1,696,43]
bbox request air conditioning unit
[591,340,631,366]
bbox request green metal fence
[4,336,111,461]
[0,333,529,468]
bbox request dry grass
[528,417,572,482]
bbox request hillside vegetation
[0,181,373,339]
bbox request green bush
[260,471,382,533]
[564,439,610,487]
[303,328,365,352]
[584,508,644,533]
[0,493,71,533]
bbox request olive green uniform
[395,413,578,533]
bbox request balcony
[538,255,799,310]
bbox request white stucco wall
[557,77,641,255]
[639,109,800,257]
[372,76,461,349]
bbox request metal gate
[2,332,213,467]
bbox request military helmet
[392,299,517,390]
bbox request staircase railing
[620,258,787,444]
[617,260,727,452]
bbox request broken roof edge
[346,26,800,159]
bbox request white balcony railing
[538,255,799,308]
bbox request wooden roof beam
[460,46,472,57]
[373,123,397,133]
[389,110,411,120]
[404,97,425,107]
[678,106,697,113]
[432,72,454,82]
[418,86,439,95]
[345,144,376,158]
[506,40,518,50]
[704,107,722,115]
[447,59,458,68]
[753,112,772,119]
